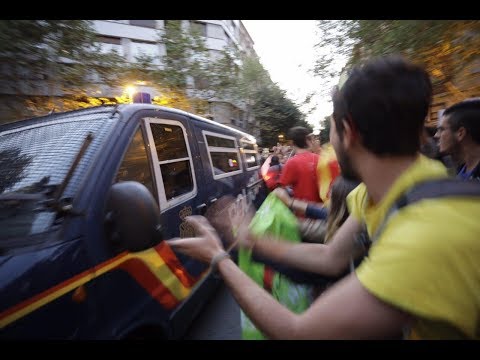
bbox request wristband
[289,199,294,210]
[210,251,231,272]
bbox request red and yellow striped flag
[317,144,340,206]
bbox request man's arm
[250,215,363,277]
[209,195,362,277]
[217,258,410,339]
[167,217,411,340]
[272,187,328,220]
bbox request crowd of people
[167,55,480,340]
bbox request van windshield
[0,109,117,239]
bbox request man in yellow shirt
[167,56,480,339]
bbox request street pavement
[183,282,242,340]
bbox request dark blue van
[0,104,262,339]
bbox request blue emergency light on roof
[133,92,151,104]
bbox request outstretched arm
[167,216,411,339]
[250,215,363,277]
[218,259,409,339]
[207,195,362,277]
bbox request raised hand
[166,216,224,264]
[205,195,256,250]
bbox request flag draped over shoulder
[317,144,340,205]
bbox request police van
[0,104,262,339]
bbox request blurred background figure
[420,126,440,160]
[323,176,359,243]
[420,125,455,173]
[263,155,283,191]
[278,126,321,206]
[435,98,480,181]
[307,133,322,155]
[272,175,359,245]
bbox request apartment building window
[190,21,207,37]
[203,131,242,179]
[129,20,157,29]
[131,40,160,64]
[208,23,225,40]
[96,35,123,56]
[96,36,121,45]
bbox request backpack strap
[396,178,480,207]
[350,178,480,272]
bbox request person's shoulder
[347,182,366,201]
[381,196,480,248]
[346,183,367,219]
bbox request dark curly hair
[332,55,432,156]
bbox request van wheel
[125,325,167,340]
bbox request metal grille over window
[241,140,259,169]
[116,128,155,196]
[150,123,194,202]
[152,124,188,161]
[204,132,242,179]
[0,112,116,197]
[0,109,117,237]
[129,20,156,28]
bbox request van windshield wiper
[0,176,56,202]
[51,132,94,203]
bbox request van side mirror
[104,181,163,253]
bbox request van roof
[1,104,257,143]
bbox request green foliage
[253,83,310,147]
[158,20,210,90]
[0,20,124,119]
[314,20,357,79]
[206,46,244,100]
[314,20,480,91]
[0,20,308,140]
[319,115,331,144]
[235,56,309,146]
[0,20,123,90]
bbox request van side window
[203,131,242,179]
[115,128,155,195]
[241,141,259,170]
[150,123,194,202]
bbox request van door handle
[196,203,207,215]
[209,198,217,204]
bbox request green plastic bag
[239,193,313,340]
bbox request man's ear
[341,118,356,149]
[456,126,466,142]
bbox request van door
[141,113,208,278]
[189,119,245,206]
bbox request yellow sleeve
[346,183,366,222]
[356,202,480,339]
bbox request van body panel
[0,104,261,339]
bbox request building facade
[92,20,257,133]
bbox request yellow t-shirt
[347,155,480,339]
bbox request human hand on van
[166,216,225,264]
[205,195,255,250]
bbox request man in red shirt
[279,127,321,204]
